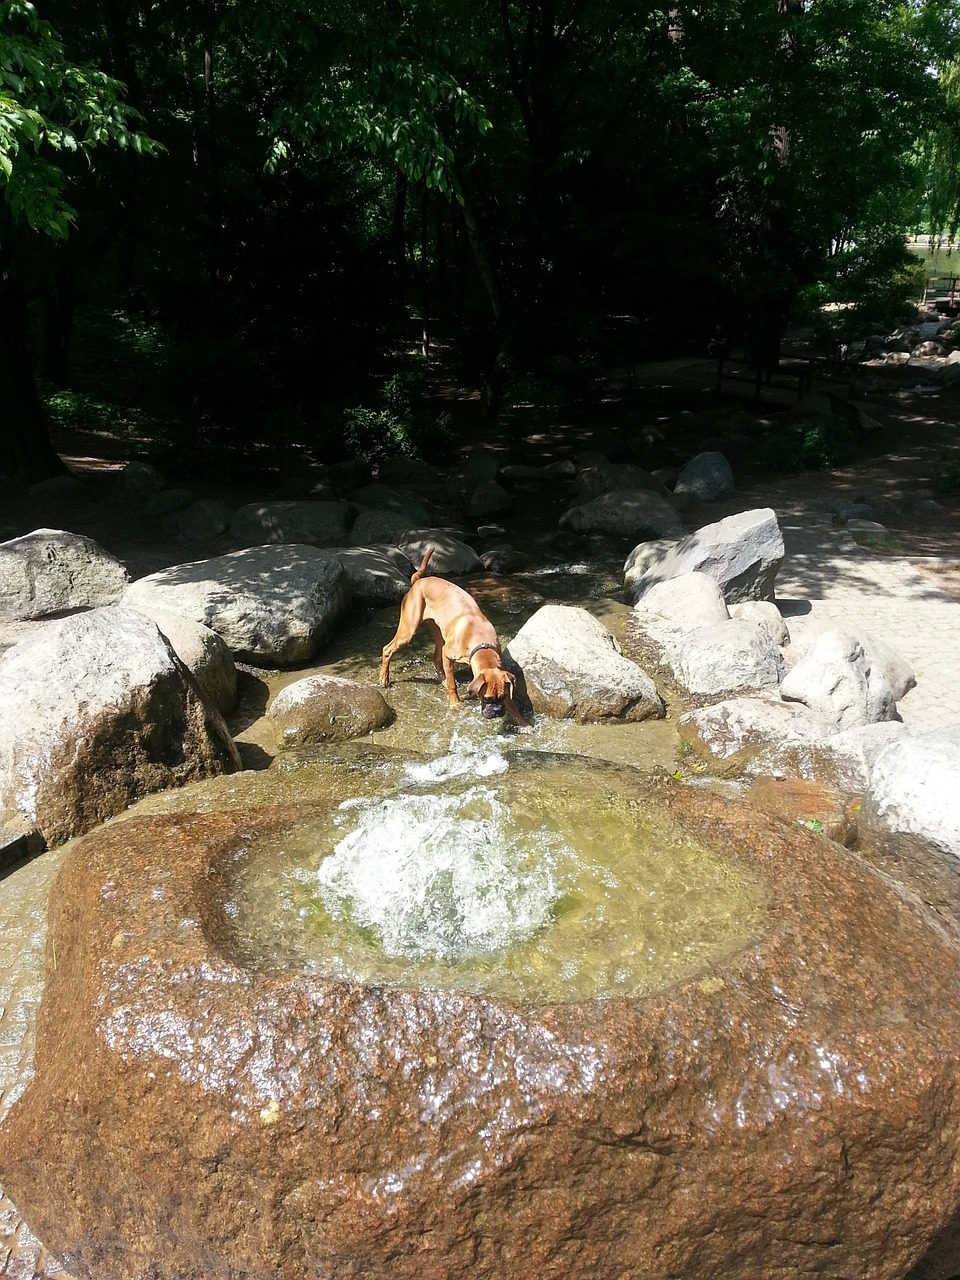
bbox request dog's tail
[411,546,434,584]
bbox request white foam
[316,788,563,961]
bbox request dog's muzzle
[481,698,505,719]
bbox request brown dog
[378,548,528,725]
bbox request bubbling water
[318,788,564,961]
[228,749,768,1003]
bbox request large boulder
[175,499,233,541]
[349,509,418,545]
[572,463,671,500]
[748,721,908,793]
[559,490,683,540]
[673,451,735,501]
[630,572,730,656]
[350,483,431,526]
[625,508,784,605]
[467,481,512,518]
[662,619,784,696]
[230,500,354,547]
[5,771,960,1280]
[679,696,838,772]
[398,531,483,576]
[124,604,238,713]
[0,529,130,621]
[860,731,960,858]
[268,675,395,747]
[779,628,896,729]
[0,607,238,844]
[505,604,664,721]
[325,545,414,607]
[122,545,351,666]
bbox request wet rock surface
[4,764,960,1280]
[0,606,239,844]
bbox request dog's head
[468,669,516,719]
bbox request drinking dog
[378,548,528,725]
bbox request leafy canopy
[0,0,157,240]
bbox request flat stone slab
[122,544,351,665]
[4,768,960,1279]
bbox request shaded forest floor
[3,354,960,602]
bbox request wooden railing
[923,275,960,308]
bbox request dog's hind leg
[378,587,427,687]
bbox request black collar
[468,642,500,661]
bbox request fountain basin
[3,751,960,1279]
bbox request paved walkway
[772,507,960,736]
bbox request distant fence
[922,275,960,312]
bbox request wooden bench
[714,351,813,402]
[827,392,883,435]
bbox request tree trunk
[0,276,67,482]
[38,263,76,387]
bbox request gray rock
[0,529,130,622]
[268,674,395,746]
[572,463,671,500]
[505,604,664,722]
[862,633,917,702]
[110,461,165,503]
[679,696,838,769]
[730,600,790,648]
[461,447,500,486]
[500,461,576,482]
[560,490,683,540]
[230,500,354,547]
[467,481,512,518]
[318,458,371,494]
[325,545,414,607]
[124,604,238,713]
[779,628,896,729]
[673,451,735,501]
[912,498,944,517]
[398,531,483,576]
[750,721,909,792]
[625,508,784,605]
[827,500,873,522]
[122,545,351,665]
[349,510,418,545]
[145,488,196,517]
[376,456,439,489]
[0,607,238,844]
[350,484,431,526]
[175,499,233,541]
[846,519,888,535]
[28,474,90,501]
[634,572,729,633]
[861,732,960,858]
[664,619,784,696]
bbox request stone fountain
[3,745,960,1280]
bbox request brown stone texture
[268,674,395,747]
[3,785,960,1279]
[746,775,858,845]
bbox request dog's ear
[503,671,516,695]
[467,674,486,698]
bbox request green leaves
[0,0,158,238]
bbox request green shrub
[757,414,856,472]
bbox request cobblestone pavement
[2,483,959,1279]
[761,501,960,736]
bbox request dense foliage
[1,0,959,478]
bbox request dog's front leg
[441,649,461,708]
